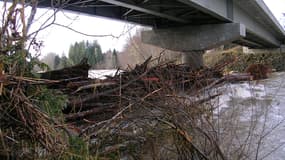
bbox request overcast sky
[29,9,136,56]
[264,0,285,20]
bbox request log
[65,105,117,121]
[224,73,252,82]
[40,58,90,80]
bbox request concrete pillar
[141,23,246,68]
[141,23,246,51]
[182,51,204,69]
[281,45,285,53]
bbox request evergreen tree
[54,55,61,69]
[85,41,97,66]
[68,41,86,65]
[68,40,104,68]
[112,49,118,68]
[60,55,73,68]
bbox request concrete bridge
[37,0,285,68]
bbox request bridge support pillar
[182,51,204,69]
[141,23,246,51]
[141,23,245,68]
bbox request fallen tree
[0,1,256,159]
[39,56,246,159]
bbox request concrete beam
[233,2,281,47]
[177,0,284,48]
[177,0,230,21]
[235,0,285,39]
[141,23,245,52]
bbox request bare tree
[119,30,182,68]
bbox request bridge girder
[5,0,285,49]
[177,0,285,48]
[141,23,246,51]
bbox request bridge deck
[35,0,285,49]
[38,0,228,27]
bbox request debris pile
[0,75,68,159]
[41,57,237,159]
[1,56,254,159]
[42,57,227,126]
[245,63,272,80]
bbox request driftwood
[40,58,90,80]
[0,51,267,159]
[72,82,117,94]
[65,105,117,121]
[36,56,253,127]
[225,73,252,82]
[30,56,255,159]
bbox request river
[213,72,285,160]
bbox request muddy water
[214,72,285,160]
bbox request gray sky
[31,9,137,56]
[264,0,285,21]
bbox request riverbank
[204,49,285,72]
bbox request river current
[212,72,285,160]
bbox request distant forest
[40,40,118,70]
[40,31,182,71]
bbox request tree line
[41,40,118,70]
[40,30,181,71]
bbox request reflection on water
[214,72,285,160]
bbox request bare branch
[52,22,136,39]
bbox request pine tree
[54,55,61,69]
[112,49,118,68]
[68,40,104,68]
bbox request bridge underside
[38,0,225,27]
[36,0,285,50]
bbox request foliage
[30,87,67,117]
[68,42,85,65]
[68,40,104,68]
[54,55,61,69]
[59,136,92,160]
[59,55,74,69]
[97,49,119,69]
[112,49,118,68]
[40,40,107,70]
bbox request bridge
[36,0,285,67]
